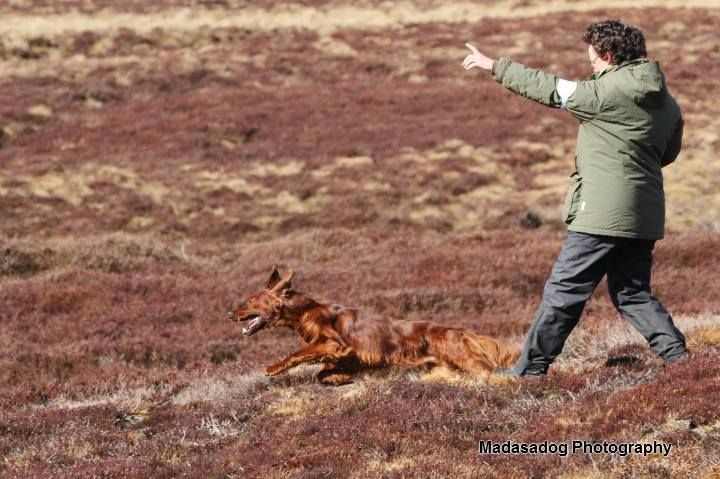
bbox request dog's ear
[266,266,281,290]
[271,270,295,293]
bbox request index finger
[465,42,480,55]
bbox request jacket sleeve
[660,115,683,167]
[492,57,603,121]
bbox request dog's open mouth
[242,315,267,336]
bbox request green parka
[492,57,683,239]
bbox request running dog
[228,267,520,385]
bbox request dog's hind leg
[317,364,354,386]
[456,356,496,373]
[413,356,440,372]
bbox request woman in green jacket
[463,19,688,377]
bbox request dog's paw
[322,376,354,386]
[263,365,284,376]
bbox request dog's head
[227,267,296,336]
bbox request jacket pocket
[562,171,582,224]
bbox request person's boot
[492,367,545,379]
[663,351,691,366]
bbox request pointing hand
[463,43,495,71]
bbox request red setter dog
[228,267,519,385]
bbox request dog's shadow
[266,363,482,388]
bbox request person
[462,19,689,377]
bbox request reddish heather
[1,2,719,478]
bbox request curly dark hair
[582,20,647,64]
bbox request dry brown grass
[1,0,719,41]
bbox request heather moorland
[1,1,719,477]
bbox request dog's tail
[462,332,520,369]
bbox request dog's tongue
[242,316,265,336]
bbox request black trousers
[513,230,687,376]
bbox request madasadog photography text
[478,440,672,457]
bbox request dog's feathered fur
[228,268,520,385]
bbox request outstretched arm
[463,43,603,121]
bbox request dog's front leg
[263,340,352,376]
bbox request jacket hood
[614,59,667,108]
